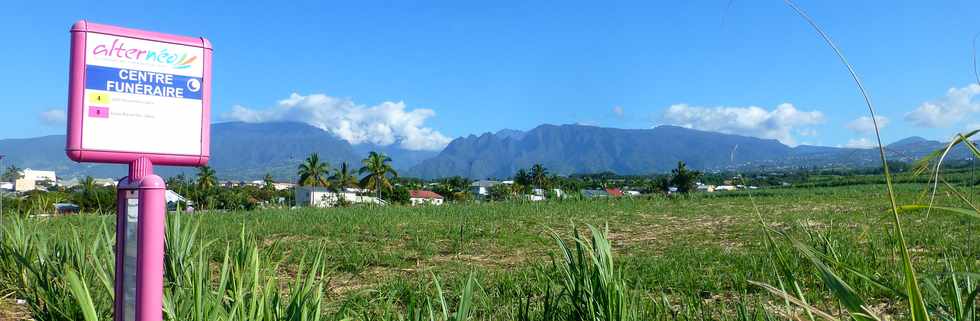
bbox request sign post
[66,21,212,321]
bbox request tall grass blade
[782,1,931,320]
[65,268,99,321]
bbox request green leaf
[896,205,980,219]
[66,268,100,321]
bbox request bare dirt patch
[0,298,30,321]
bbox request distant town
[0,151,787,215]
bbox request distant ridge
[407,124,976,179]
[0,122,973,180]
[0,122,437,180]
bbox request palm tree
[80,176,96,197]
[330,161,358,191]
[530,163,549,188]
[196,166,217,191]
[359,152,398,200]
[195,166,218,210]
[297,153,330,187]
[263,173,275,189]
[2,165,23,182]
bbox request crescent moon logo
[187,78,201,92]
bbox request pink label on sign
[89,106,109,118]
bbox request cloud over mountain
[224,93,451,151]
[661,103,824,146]
[846,116,889,134]
[905,84,980,128]
[844,137,876,149]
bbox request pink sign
[66,21,212,166]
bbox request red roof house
[409,190,445,206]
[605,188,625,197]
[409,190,444,199]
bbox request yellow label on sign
[89,93,111,105]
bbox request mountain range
[0,122,437,180]
[408,124,974,179]
[0,122,972,181]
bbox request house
[409,190,444,206]
[697,184,716,192]
[14,169,57,192]
[625,190,641,196]
[606,188,625,197]
[715,185,737,191]
[294,186,383,207]
[53,203,81,215]
[166,190,192,211]
[581,189,609,198]
[272,182,295,191]
[470,180,500,198]
[551,189,565,199]
[525,194,546,201]
[93,178,118,187]
[0,182,12,191]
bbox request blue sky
[2,0,979,150]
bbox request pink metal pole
[115,157,165,321]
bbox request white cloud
[846,116,889,134]
[612,105,624,118]
[905,84,980,128]
[39,109,66,126]
[225,93,451,151]
[661,103,824,146]
[844,137,876,149]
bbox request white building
[295,186,383,207]
[409,190,444,206]
[525,194,546,202]
[94,178,118,187]
[470,180,500,198]
[14,169,57,192]
[272,182,295,191]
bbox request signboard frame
[66,20,212,166]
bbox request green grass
[2,183,977,319]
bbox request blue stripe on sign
[85,65,203,100]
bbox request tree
[166,174,190,194]
[80,176,96,197]
[359,152,398,200]
[670,161,702,194]
[443,176,471,193]
[488,183,514,201]
[330,161,358,191]
[263,173,275,191]
[382,185,411,205]
[297,153,330,187]
[648,176,671,196]
[1,165,23,182]
[530,163,549,188]
[196,166,218,191]
[513,168,532,194]
[71,176,113,213]
[193,166,218,209]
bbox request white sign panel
[81,33,205,156]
